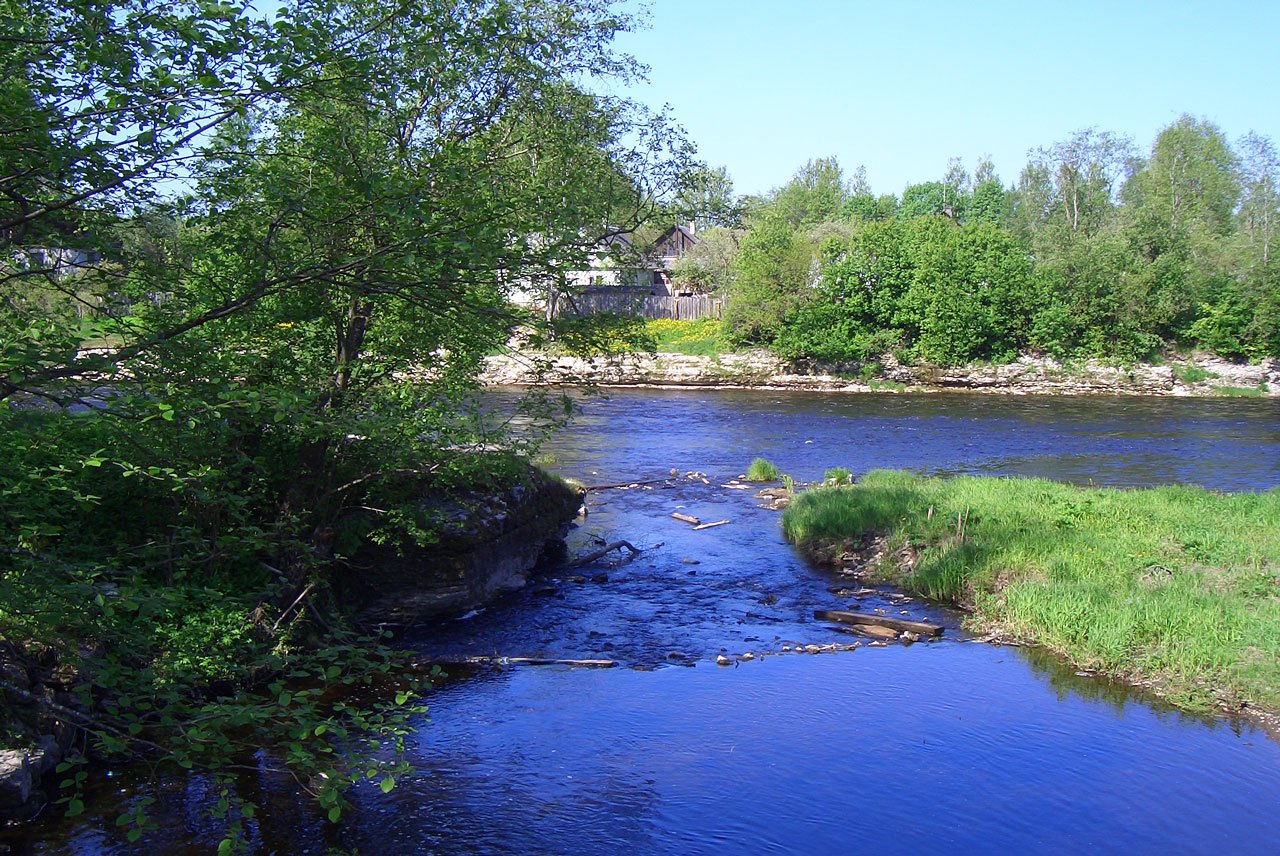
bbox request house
[564,232,647,290]
[645,223,699,296]
[508,224,704,316]
[567,223,700,298]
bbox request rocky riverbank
[341,465,584,625]
[481,351,1280,397]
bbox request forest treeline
[671,120,1278,365]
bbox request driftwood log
[566,540,640,568]
[583,478,672,491]
[692,520,730,531]
[443,657,616,668]
[671,512,700,525]
[814,609,943,637]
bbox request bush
[745,458,780,482]
[824,467,853,485]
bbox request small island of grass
[782,470,1280,718]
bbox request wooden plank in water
[814,609,943,637]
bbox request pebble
[901,631,921,643]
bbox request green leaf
[379,776,395,794]
[327,806,341,823]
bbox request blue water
[17,390,1280,854]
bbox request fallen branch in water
[443,657,616,669]
[566,540,641,567]
[582,477,672,491]
[671,512,700,525]
[814,609,943,637]
[692,520,730,531]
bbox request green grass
[782,470,1280,714]
[1173,364,1213,384]
[1215,384,1267,398]
[644,318,729,356]
[824,467,853,485]
[744,457,780,482]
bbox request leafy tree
[898,181,949,219]
[0,0,689,842]
[771,156,851,227]
[1125,115,1240,257]
[670,226,743,294]
[723,214,815,344]
[843,192,898,222]
[1011,129,1134,259]
[673,164,741,229]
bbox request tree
[1236,132,1279,267]
[772,156,851,227]
[0,0,689,840]
[673,164,741,229]
[1013,129,1134,253]
[898,181,949,219]
[1122,116,1240,341]
[723,214,816,344]
[1125,115,1240,256]
[669,226,743,294]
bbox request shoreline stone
[479,351,1280,398]
[339,466,583,625]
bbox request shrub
[824,467,853,485]
[745,458,780,482]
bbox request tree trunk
[334,295,372,396]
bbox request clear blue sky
[611,0,1280,197]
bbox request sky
[610,0,1280,198]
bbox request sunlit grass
[744,457,780,482]
[783,470,1280,713]
[644,318,729,356]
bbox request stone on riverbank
[479,351,1279,397]
[340,465,583,625]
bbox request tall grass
[783,470,1280,714]
[745,457,780,482]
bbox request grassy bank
[644,318,730,356]
[782,470,1280,714]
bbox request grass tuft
[824,467,853,485]
[745,457,780,482]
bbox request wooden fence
[559,292,723,321]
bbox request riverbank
[781,470,1280,729]
[481,350,1280,396]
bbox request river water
[14,390,1280,854]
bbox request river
[14,390,1280,853]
